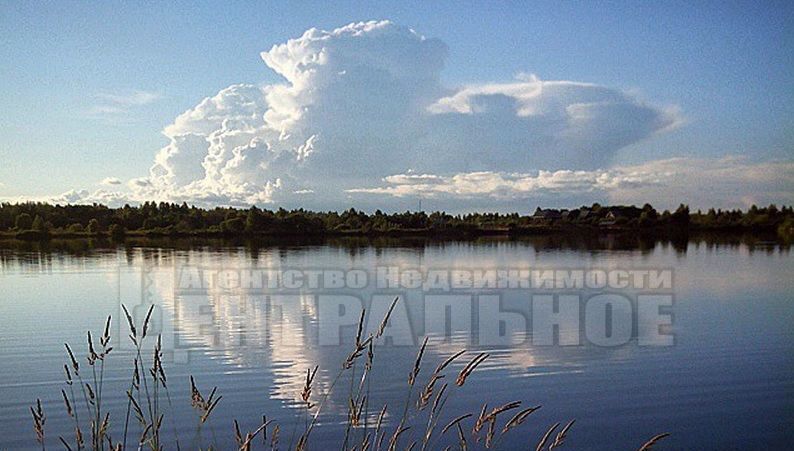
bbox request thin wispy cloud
[97,90,161,106]
[99,177,122,186]
[87,90,161,121]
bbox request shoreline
[0,223,786,242]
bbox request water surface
[0,236,792,449]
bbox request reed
[535,422,560,451]
[455,352,488,387]
[30,398,45,449]
[33,299,672,450]
[638,433,671,451]
[549,419,575,449]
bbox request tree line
[0,201,791,239]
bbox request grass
[33,297,671,450]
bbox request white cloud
[97,90,160,106]
[99,177,122,186]
[39,155,790,211]
[606,156,794,209]
[348,156,794,210]
[38,20,789,211]
[109,20,680,208]
[348,169,660,199]
[88,90,161,119]
[6,189,133,206]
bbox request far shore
[0,222,787,242]
[2,201,791,242]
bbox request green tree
[67,223,84,233]
[221,217,245,233]
[639,211,655,226]
[15,213,33,230]
[671,204,690,226]
[31,215,45,231]
[87,218,101,234]
[245,207,261,232]
[108,224,125,240]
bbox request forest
[0,201,792,240]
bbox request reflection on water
[0,236,792,450]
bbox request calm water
[0,237,792,450]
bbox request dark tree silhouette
[0,201,790,239]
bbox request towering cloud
[125,20,680,208]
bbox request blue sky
[0,1,792,210]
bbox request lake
[1,236,792,450]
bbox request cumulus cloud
[349,156,794,210]
[107,20,679,208]
[44,20,788,211]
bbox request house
[598,211,616,226]
[606,206,643,219]
[533,209,562,220]
[598,206,643,226]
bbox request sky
[1,0,792,212]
